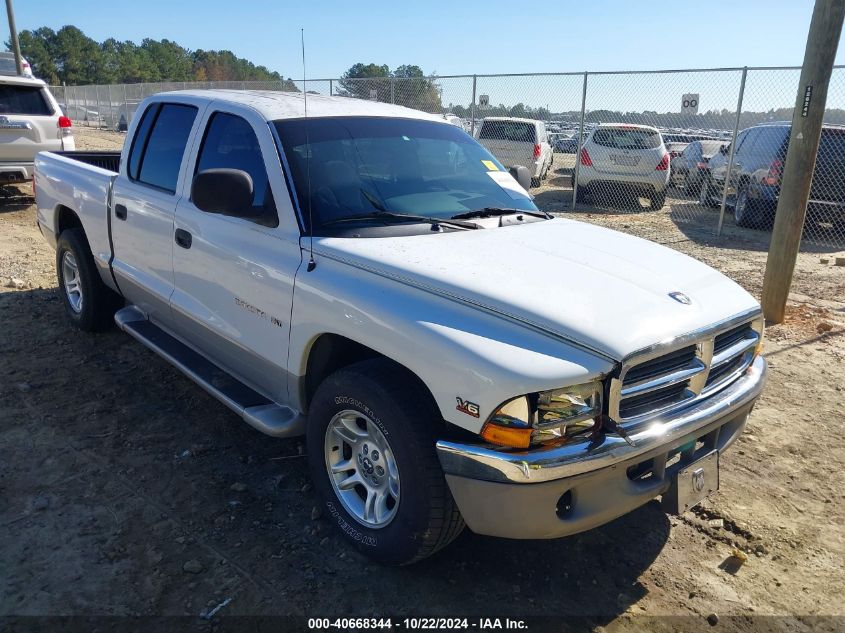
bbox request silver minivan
[0,75,74,184]
[576,123,670,209]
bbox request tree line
[17,25,298,88]
[336,63,442,111]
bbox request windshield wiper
[451,207,552,220]
[323,210,480,230]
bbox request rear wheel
[56,228,121,332]
[575,183,589,204]
[649,189,666,210]
[699,176,717,208]
[307,359,464,565]
[734,184,769,229]
[684,173,701,196]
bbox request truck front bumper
[436,355,766,539]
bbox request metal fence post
[717,66,748,235]
[470,75,477,136]
[390,76,395,104]
[122,83,128,126]
[329,79,333,96]
[106,84,114,129]
[96,85,103,128]
[571,72,589,211]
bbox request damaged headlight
[480,381,603,449]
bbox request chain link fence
[51,67,845,248]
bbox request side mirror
[509,165,532,191]
[192,168,256,217]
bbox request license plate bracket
[662,450,719,514]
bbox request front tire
[307,359,464,565]
[56,228,121,332]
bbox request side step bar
[114,306,305,438]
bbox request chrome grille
[609,313,762,427]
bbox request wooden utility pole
[4,0,22,75]
[762,0,845,323]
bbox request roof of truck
[157,89,446,122]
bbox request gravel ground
[1,128,844,631]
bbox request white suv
[576,123,669,209]
[0,75,74,185]
[476,117,552,186]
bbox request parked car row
[670,139,726,194]
[699,121,845,229]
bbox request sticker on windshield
[486,170,530,200]
[481,160,499,171]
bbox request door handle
[174,228,192,249]
[114,204,127,220]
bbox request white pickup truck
[34,90,767,565]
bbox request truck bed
[49,151,121,174]
[34,149,121,275]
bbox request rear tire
[684,173,701,196]
[699,176,717,208]
[306,359,464,565]
[56,228,121,332]
[575,183,589,204]
[734,184,770,229]
[649,189,666,210]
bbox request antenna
[302,28,316,272]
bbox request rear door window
[0,85,53,115]
[131,103,198,193]
[194,111,277,227]
[479,121,536,143]
[592,128,661,150]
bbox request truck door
[110,101,201,324]
[170,108,301,403]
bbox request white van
[476,117,552,186]
[0,75,74,184]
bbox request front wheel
[307,359,464,565]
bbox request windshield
[274,116,539,234]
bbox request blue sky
[8,0,838,79]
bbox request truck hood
[315,219,760,360]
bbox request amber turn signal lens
[480,422,532,449]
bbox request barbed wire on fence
[49,66,845,248]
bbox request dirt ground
[1,128,844,631]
